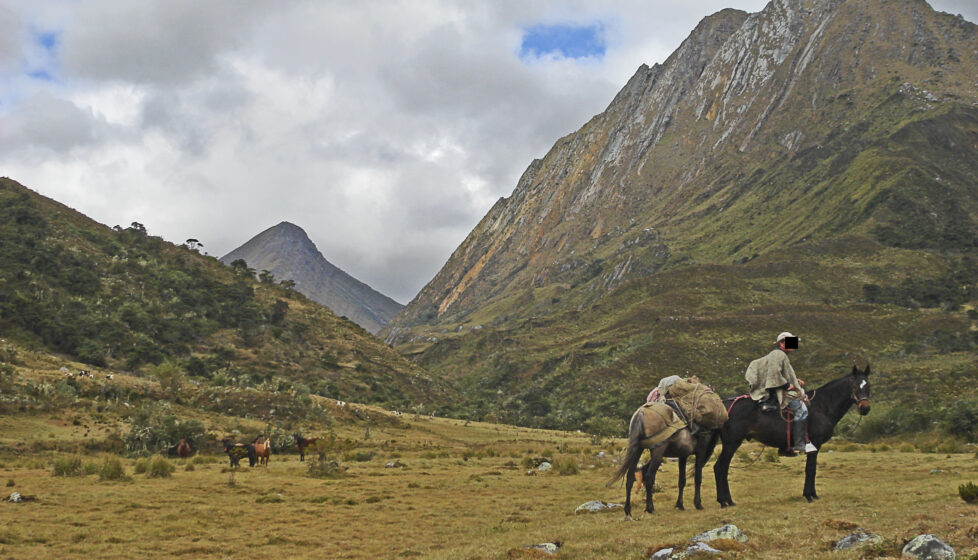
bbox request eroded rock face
[902,534,956,560]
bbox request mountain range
[383,0,978,428]
[220,222,402,334]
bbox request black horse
[713,365,872,506]
[222,439,258,468]
[293,433,319,462]
[609,403,720,517]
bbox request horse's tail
[607,409,645,487]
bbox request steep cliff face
[221,222,402,334]
[389,0,978,336]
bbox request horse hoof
[675,504,685,511]
[622,515,637,522]
[695,504,704,511]
[805,496,814,503]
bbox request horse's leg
[692,433,716,510]
[713,437,743,507]
[623,450,638,518]
[644,448,666,514]
[803,449,819,501]
[675,456,687,510]
[642,461,654,515]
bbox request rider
[745,331,808,456]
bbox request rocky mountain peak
[387,0,978,336]
[222,223,403,334]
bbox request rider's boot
[791,420,807,454]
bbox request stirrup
[760,401,779,413]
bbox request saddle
[759,396,780,414]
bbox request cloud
[1,0,974,304]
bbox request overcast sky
[1,1,975,303]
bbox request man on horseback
[745,331,808,456]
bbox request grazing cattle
[222,439,257,468]
[253,436,272,466]
[292,433,318,462]
[105,374,114,380]
[176,438,191,459]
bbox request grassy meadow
[1,410,976,560]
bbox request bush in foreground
[960,481,978,504]
[51,455,83,477]
[98,457,129,482]
[146,455,175,478]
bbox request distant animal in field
[609,402,718,517]
[253,435,272,466]
[293,433,318,462]
[713,365,872,506]
[222,439,257,468]
[176,438,191,459]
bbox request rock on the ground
[574,500,622,514]
[537,461,552,472]
[8,492,21,503]
[834,529,883,550]
[691,524,748,543]
[651,542,721,559]
[902,534,956,560]
[525,542,561,554]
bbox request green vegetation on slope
[0,178,452,409]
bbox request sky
[1,1,976,304]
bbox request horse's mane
[811,373,853,395]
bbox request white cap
[776,332,799,343]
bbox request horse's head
[850,364,871,415]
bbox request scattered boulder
[6,492,35,503]
[691,524,748,544]
[574,500,622,514]
[650,541,721,559]
[902,534,955,560]
[834,529,883,550]
[524,542,561,555]
[385,460,405,468]
[537,462,552,472]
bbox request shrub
[146,455,175,478]
[82,461,99,475]
[132,458,149,474]
[123,402,205,455]
[960,482,978,504]
[51,455,83,477]
[5,479,13,487]
[148,360,186,393]
[305,435,345,479]
[943,399,978,439]
[899,442,916,453]
[554,457,579,475]
[98,457,128,481]
[582,416,624,438]
[344,450,375,462]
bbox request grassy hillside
[397,235,978,434]
[0,177,452,409]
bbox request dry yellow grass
[0,414,976,559]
